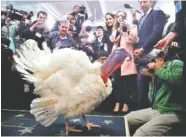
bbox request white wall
[154,0,176,24]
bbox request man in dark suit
[132,0,166,109]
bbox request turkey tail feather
[13,39,53,84]
[30,97,58,127]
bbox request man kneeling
[125,51,186,136]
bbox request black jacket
[20,21,46,48]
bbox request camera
[79,5,86,14]
[134,48,163,66]
[135,49,167,75]
[121,19,128,32]
[3,4,34,21]
[27,11,34,20]
[122,25,128,32]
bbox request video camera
[2,4,34,21]
[79,5,86,14]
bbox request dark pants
[137,73,151,109]
[113,68,138,108]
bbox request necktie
[139,13,147,30]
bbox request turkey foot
[65,119,82,135]
[82,114,101,130]
[84,121,101,130]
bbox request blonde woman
[110,11,138,113]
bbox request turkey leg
[82,114,101,130]
[65,119,82,135]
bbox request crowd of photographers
[1,1,186,135]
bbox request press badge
[35,32,42,38]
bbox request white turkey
[14,39,131,135]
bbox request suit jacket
[136,9,166,53]
[20,21,46,48]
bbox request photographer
[20,11,48,49]
[131,0,166,109]
[92,26,107,56]
[125,51,186,136]
[17,12,33,46]
[18,12,32,34]
[110,11,138,113]
[78,5,88,24]
[69,5,88,35]
[1,16,18,53]
[77,32,95,62]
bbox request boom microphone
[124,4,141,13]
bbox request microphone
[124,4,141,13]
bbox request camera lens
[122,26,127,32]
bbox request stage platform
[1,109,130,136]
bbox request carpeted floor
[1,109,129,136]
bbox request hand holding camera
[36,20,45,27]
[120,20,130,33]
[30,20,45,31]
[141,67,154,77]
[147,62,156,70]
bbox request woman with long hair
[110,11,138,114]
[104,12,115,54]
